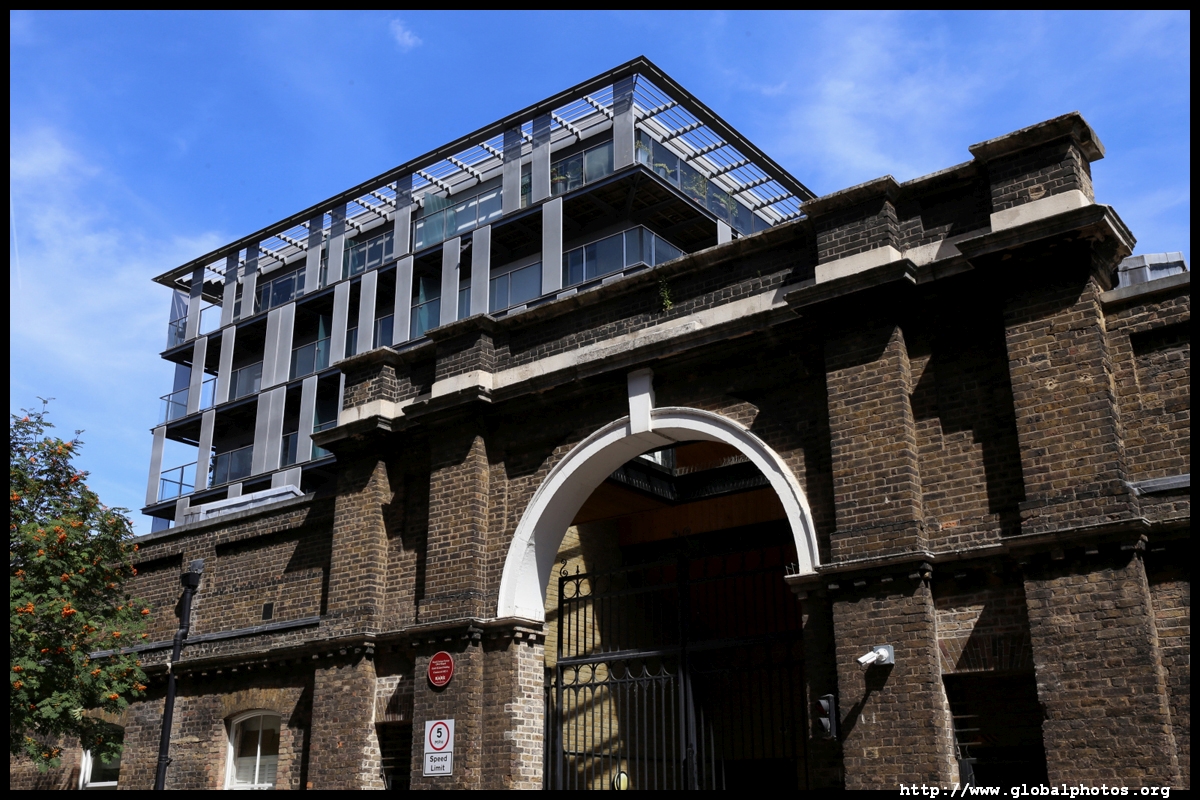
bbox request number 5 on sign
[423,719,455,776]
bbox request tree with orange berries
[10,402,148,771]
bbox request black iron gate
[544,543,807,790]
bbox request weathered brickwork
[831,574,957,789]
[824,316,925,559]
[1023,549,1181,786]
[19,113,1188,790]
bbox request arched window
[79,724,124,790]
[225,712,281,790]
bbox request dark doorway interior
[944,673,1048,788]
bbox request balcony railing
[489,262,541,313]
[158,462,196,502]
[166,317,187,349]
[636,130,769,236]
[210,445,253,487]
[290,337,330,380]
[160,388,188,424]
[255,267,305,316]
[344,229,395,279]
[413,186,502,251]
[228,362,263,401]
[551,140,613,196]
[563,226,682,289]
[374,315,394,349]
[312,420,336,460]
[280,432,299,468]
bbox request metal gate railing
[545,545,807,790]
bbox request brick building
[12,57,1189,790]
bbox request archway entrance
[497,407,819,790]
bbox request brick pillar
[483,636,545,789]
[308,652,385,789]
[325,457,391,635]
[419,428,490,623]
[831,572,957,790]
[411,638,484,789]
[825,320,925,561]
[1002,259,1136,533]
[1023,549,1181,785]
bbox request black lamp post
[153,558,204,791]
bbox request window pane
[584,141,613,183]
[413,219,427,251]
[583,243,599,281]
[733,200,753,235]
[383,229,395,261]
[624,228,643,267]
[478,189,502,223]
[458,286,470,320]
[410,299,439,339]
[564,248,585,287]
[652,140,679,186]
[680,162,706,204]
[510,264,541,306]
[566,154,584,191]
[708,185,736,222]
[271,273,294,308]
[366,236,384,268]
[453,197,476,234]
[489,273,507,313]
[414,274,440,304]
[592,234,624,279]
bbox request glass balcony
[280,432,299,468]
[344,229,395,279]
[311,420,336,460]
[635,130,767,235]
[562,226,682,288]
[551,140,613,196]
[254,267,305,316]
[160,388,188,424]
[413,186,502,251]
[373,315,394,349]
[210,445,253,487]
[166,317,187,349]
[228,362,263,401]
[290,337,331,380]
[158,462,196,502]
[489,262,542,313]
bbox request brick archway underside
[497,406,819,621]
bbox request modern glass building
[143,56,815,530]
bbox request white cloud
[9,126,224,533]
[389,19,422,52]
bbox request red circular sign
[428,651,455,688]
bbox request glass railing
[280,432,299,468]
[228,362,263,401]
[199,303,221,335]
[374,315,394,349]
[562,226,682,288]
[254,267,305,315]
[312,420,336,460]
[344,229,395,279]
[210,445,253,487]
[166,317,187,349]
[160,388,188,424]
[345,328,358,359]
[489,263,542,313]
[199,377,216,410]
[158,462,196,502]
[635,131,769,236]
[410,299,439,340]
[413,186,502,251]
[551,140,614,196]
[290,338,330,380]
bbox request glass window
[679,162,707,204]
[453,196,477,235]
[477,188,502,223]
[79,723,123,790]
[226,713,281,790]
[520,164,531,209]
[652,139,680,186]
[564,247,585,287]
[510,263,541,307]
[584,141,613,184]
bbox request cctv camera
[857,650,882,668]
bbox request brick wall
[813,195,900,264]
[986,138,1095,212]
[1024,549,1181,785]
[1148,546,1190,787]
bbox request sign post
[423,719,455,776]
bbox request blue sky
[9,11,1190,534]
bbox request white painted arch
[497,406,819,621]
